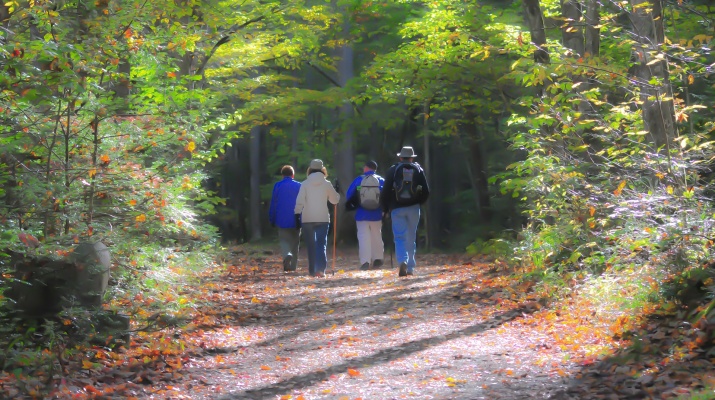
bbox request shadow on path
[218,304,536,399]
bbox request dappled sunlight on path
[171,252,573,399]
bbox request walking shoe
[372,259,383,268]
[398,262,407,277]
[315,271,325,278]
[360,262,370,271]
[283,255,293,271]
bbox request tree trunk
[469,125,492,223]
[249,124,262,241]
[629,0,676,151]
[334,17,355,243]
[560,0,584,57]
[585,0,600,58]
[523,0,550,65]
[422,101,431,250]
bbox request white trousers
[356,220,384,265]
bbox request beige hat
[309,159,324,170]
[397,146,417,158]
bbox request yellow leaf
[280,396,292,400]
[614,180,627,196]
[89,168,97,178]
[666,186,674,195]
[397,307,405,312]
[326,309,334,314]
[688,74,694,85]
[185,141,196,153]
[589,206,595,217]
[135,214,146,222]
[82,360,94,369]
[251,297,261,303]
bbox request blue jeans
[302,222,329,275]
[391,204,420,272]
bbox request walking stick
[330,202,338,275]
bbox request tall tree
[629,0,677,151]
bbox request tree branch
[196,6,287,78]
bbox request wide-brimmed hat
[397,146,417,158]
[309,159,324,170]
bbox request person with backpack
[380,146,430,277]
[269,165,302,272]
[345,160,385,270]
[294,159,341,278]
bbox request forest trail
[164,250,574,399]
[8,247,710,399]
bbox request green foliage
[493,0,715,318]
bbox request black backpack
[393,163,421,204]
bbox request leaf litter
[2,249,713,399]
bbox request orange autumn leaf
[347,368,360,377]
[84,385,101,394]
[613,180,626,196]
[135,214,146,222]
[260,365,271,370]
[100,154,110,164]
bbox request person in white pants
[345,161,385,270]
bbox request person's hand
[294,214,302,230]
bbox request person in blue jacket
[269,165,302,271]
[346,160,385,270]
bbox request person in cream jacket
[294,159,340,277]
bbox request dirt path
[170,252,575,399]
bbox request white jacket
[294,172,340,223]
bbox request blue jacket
[346,171,384,221]
[269,177,301,228]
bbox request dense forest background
[3,0,715,394]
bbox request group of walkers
[268,146,430,278]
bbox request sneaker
[398,262,407,277]
[360,262,370,270]
[372,259,383,268]
[283,255,293,271]
[315,271,325,278]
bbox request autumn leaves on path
[173,253,574,399]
